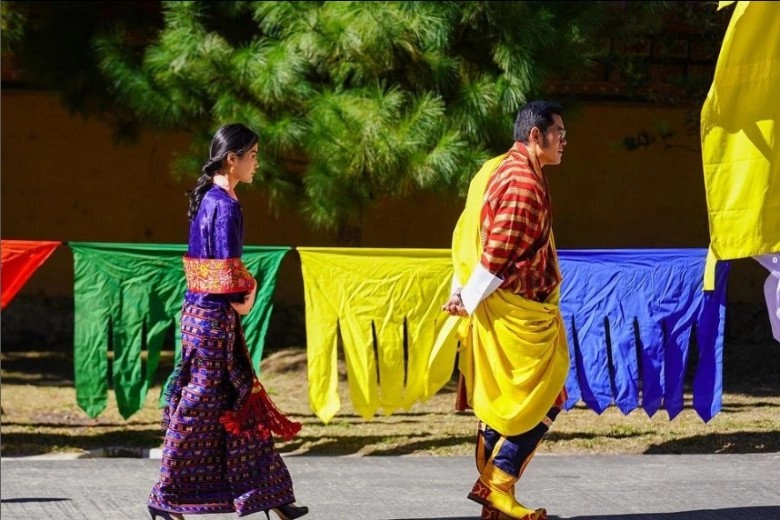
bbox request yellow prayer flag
[701,0,780,289]
[298,248,458,423]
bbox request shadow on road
[394,506,780,520]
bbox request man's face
[537,114,567,167]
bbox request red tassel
[219,378,301,441]
[255,382,302,440]
[221,318,302,441]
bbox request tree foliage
[4,1,726,231]
[1,1,162,137]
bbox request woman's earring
[230,166,235,175]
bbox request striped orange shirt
[479,142,560,302]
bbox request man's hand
[442,290,468,317]
[230,278,257,316]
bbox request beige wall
[549,104,710,249]
[1,91,764,305]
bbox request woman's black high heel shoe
[264,503,309,520]
[148,505,184,520]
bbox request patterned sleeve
[480,170,545,280]
[211,199,244,259]
[212,199,247,302]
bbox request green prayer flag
[70,242,289,419]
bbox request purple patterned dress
[148,185,297,516]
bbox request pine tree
[5,1,724,236]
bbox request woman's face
[233,143,259,184]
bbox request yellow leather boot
[475,425,518,520]
[467,461,546,519]
[468,436,546,520]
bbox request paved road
[1,454,779,519]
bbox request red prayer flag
[1,240,61,309]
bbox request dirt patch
[2,347,779,457]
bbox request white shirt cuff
[460,263,503,315]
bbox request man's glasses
[546,128,567,140]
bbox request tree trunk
[336,222,362,247]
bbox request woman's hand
[230,278,257,315]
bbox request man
[443,100,570,520]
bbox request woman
[148,123,308,520]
